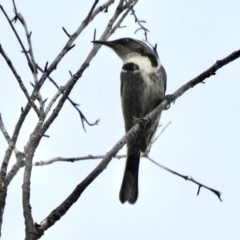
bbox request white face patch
[123,54,161,74]
[121,54,161,86]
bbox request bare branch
[0,114,12,145]
[129,6,149,41]
[83,0,99,23]
[143,121,171,155]
[1,4,45,113]
[90,0,114,20]
[4,150,25,188]
[44,86,65,116]
[12,6,44,111]
[66,44,75,52]
[0,5,32,69]
[147,156,222,201]
[0,114,25,188]
[110,0,137,34]
[33,120,221,202]
[44,62,48,71]
[37,65,99,130]
[12,0,17,13]
[0,103,31,190]
[13,9,38,81]
[6,4,44,113]
[0,44,41,116]
[93,28,96,41]
[34,154,126,166]
[38,127,130,232]
[0,114,20,186]
[152,122,171,144]
[22,118,45,239]
[62,27,71,37]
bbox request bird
[93,38,167,204]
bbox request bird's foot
[163,94,176,110]
[133,117,151,130]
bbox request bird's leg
[132,116,152,130]
[163,94,176,110]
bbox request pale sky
[0,1,240,239]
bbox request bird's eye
[122,39,130,44]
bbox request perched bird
[93,38,167,204]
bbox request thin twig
[0,44,41,116]
[37,65,99,131]
[128,3,149,41]
[13,8,45,111]
[0,104,31,186]
[34,154,126,166]
[44,86,66,116]
[146,156,222,201]
[12,0,17,13]
[0,115,25,189]
[62,27,71,37]
[4,150,25,187]
[0,5,32,69]
[143,121,171,156]
[84,0,99,23]
[14,10,38,81]
[152,121,171,144]
[0,114,12,144]
[110,0,137,34]
[93,28,96,41]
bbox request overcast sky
[0,1,240,239]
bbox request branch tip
[62,27,71,37]
[44,62,48,71]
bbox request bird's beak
[92,40,123,60]
[92,40,114,48]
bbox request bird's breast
[120,65,164,132]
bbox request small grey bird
[93,38,167,204]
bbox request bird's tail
[119,152,140,204]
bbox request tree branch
[146,156,222,201]
[0,114,12,145]
[130,4,149,41]
[0,44,41,117]
[144,121,171,155]
[33,154,126,166]
[110,0,137,34]
[0,5,32,70]
[37,65,99,131]
[13,8,45,112]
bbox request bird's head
[93,38,159,67]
